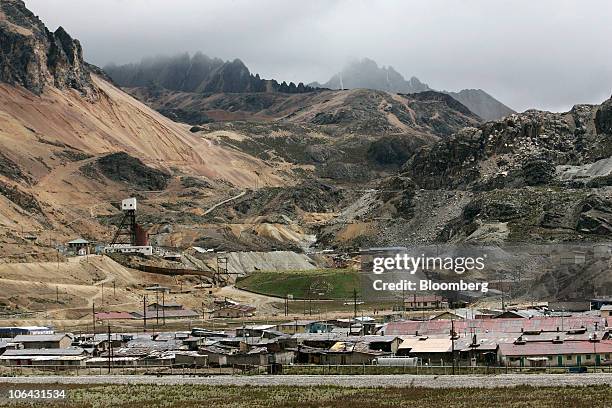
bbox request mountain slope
[0,0,291,261]
[445,89,515,121]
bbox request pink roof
[385,316,605,335]
[95,312,135,320]
[498,340,612,356]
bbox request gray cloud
[26,0,612,112]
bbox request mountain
[445,89,515,122]
[312,58,515,121]
[0,0,95,96]
[0,0,287,261]
[105,53,316,94]
[309,58,431,93]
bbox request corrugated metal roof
[407,338,453,353]
[1,347,84,356]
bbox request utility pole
[92,302,96,335]
[107,324,111,374]
[353,289,358,319]
[285,295,288,317]
[156,290,159,325]
[162,290,166,326]
[143,295,147,332]
[56,286,59,303]
[113,281,116,297]
[451,319,456,375]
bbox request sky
[25,0,612,112]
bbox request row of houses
[1,313,611,369]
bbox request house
[294,342,388,365]
[67,238,91,255]
[0,348,87,367]
[174,351,208,367]
[384,316,607,336]
[497,339,612,367]
[235,325,278,338]
[211,304,256,318]
[404,295,447,310]
[278,320,322,334]
[13,334,72,349]
[494,309,545,319]
[431,308,485,320]
[397,337,454,363]
[600,305,612,318]
[548,302,591,312]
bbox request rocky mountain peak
[0,0,96,96]
[105,53,317,95]
[313,58,431,93]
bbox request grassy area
[235,269,360,300]
[1,384,610,407]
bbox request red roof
[385,316,605,335]
[498,340,612,356]
[95,312,135,320]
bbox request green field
[235,269,360,300]
[1,384,610,408]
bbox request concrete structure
[601,305,612,318]
[67,238,91,255]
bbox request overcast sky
[26,0,612,112]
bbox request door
[576,355,582,366]
[557,356,563,367]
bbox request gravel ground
[1,374,611,388]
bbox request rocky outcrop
[80,152,171,191]
[596,96,612,134]
[576,194,612,235]
[407,100,612,190]
[104,52,316,94]
[0,0,96,96]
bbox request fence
[1,363,611,377]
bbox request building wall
[498,352,612,367]
[21,337,72,349]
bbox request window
[586,354,591,360]
[547,356,552,360]
[605,354,610,360]
[567,355,573,360]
